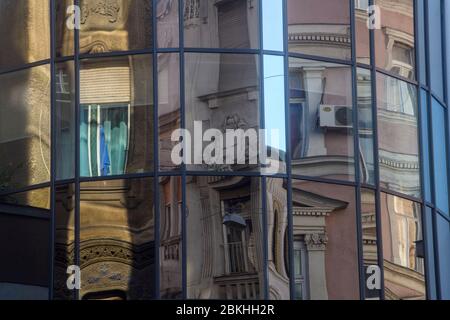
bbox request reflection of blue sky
[264,55,286,152]
[262,0,284,51]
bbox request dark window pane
[79,0,153,54]
[159,176,182,299]
[361,188,381,299]
[292,180,359,299]
[184,0,259,49]
[53,184,76,300]
[380,193,425,300]
[288,0,351,60]
[0,0,50,69]
[157,0,179,48]
[184,53,260,172]
[0,194,50,299]
[56,61,76,180]
[158,53,181,172]
[0,65,51,192]
[289,57,354,181]
[377,73,420,198]
[431,99,449,214]
[80,55,154,177]
[374,0,415,80]
[80,178,155,300]
[267,178,290,299]
[186,176,264,299]
[357,68,375,185]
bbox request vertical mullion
[441,1,450,300]
[424,0,442,299]
[178,0,187,300]
[74,0,81,301]
[350,0,366,300]
[49,0,56,301]
[414,0,429,299]
[282,0,295,301]
[258,0,269,300]
[368,0,386,300]
[152,0,160,300]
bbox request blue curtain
[80,104,128,177]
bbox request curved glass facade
[0,0,450,300]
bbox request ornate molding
[80,0,121,24]
[288,33,351,46]
[292,207,332,217]
[304,233,328,251]
[80,239,154,269]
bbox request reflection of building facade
[1,0,450,300]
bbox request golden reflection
[0,65,51,191]
[381,193,425,300]
[0,0,50,69]
[79,178,155,300]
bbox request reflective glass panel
[428,0,444,99]
[289,58,354,181]
[0,187,50,210]
[424,207,437,299]
[354,0,371,64]
[56,0,74,57]
[53,184,76,300]
[0,0,50,69]
[56,61,76,180]
[446,1,450,104]
[420,90,432,202]
[79,0,153,54]
[417,0,426,84]
[184,0,259,49]
[157,0,179,48]
[184,53,260,172]
[292,180,359,299]
[436,214,450,299]
[264,55,286,175]
[186,176,264,299]
[361,188,381,299]
[374,0,415,80]
[79,178,155,300]
[287,0,351,60]
[267,178,290,300]
[159,53,181,172]
[262,0,284,51]
[0,65,51,192]
[377,73,420,198]
[357,68,375,185]
[80,55,154,177]
[431,98,449,214]
[159,176,182,299]
[380,193,425,300]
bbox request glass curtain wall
[0,0,449,300]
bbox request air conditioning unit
[319,105,353,129]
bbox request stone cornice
[288,33,351,46]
